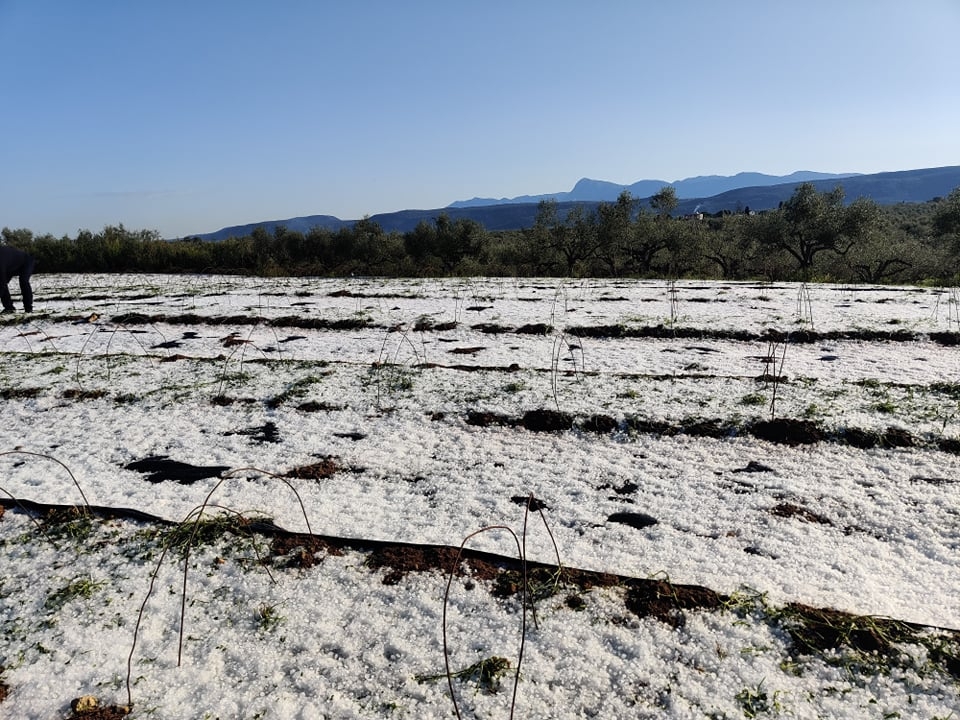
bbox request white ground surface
[1,275,958,719]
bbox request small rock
[732,461,774,474]
[71,695,99,713]
[608,512,658,530]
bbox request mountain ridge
[448,170,862,208]
[186,165,960,241]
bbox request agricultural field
[1,274,959,719]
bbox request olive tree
[762,182,879,278]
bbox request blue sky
[1,1,958,238]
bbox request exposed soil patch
[509,495,549,511]
[296,400,344,412]
[272,316,372,330]
[283,458,342,480]
[466,410,514,427]
[683,419,736,438]
[599,481,639,496]
[327,290,421,300]
[124,456,231,484]
[413,317,458,331]
[515,323,553,335]
[50,311,960,348]
[270,533,344,568]
[625,579,723,627]
[579,414,619,433]
[930,332,960,346]
[880,426,917,448]
[782,603,917,657]
[608,512,658,530]
[562,324,957,345]
[624,418,675,436]
[224,421,280,444]
[0,387,41,400]
[937,438,960,455]
[748,418,824,445]
[471,322,513,334]
[210,394,258,406]
[220,332,251,348]
[520,409,573,432]
[770,502,832,525]
[417,362,521,373]
[909,475,958,485]
[733,461,774,473]
[366,544,472,585]
[839,427,881,448]
[152,339,183,349]
[333,431,366,441]
[67,704,131,719]
[61,389,109,400]
[111,312,377,332]
[463,408,949,454]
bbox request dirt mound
[748,419,824,445]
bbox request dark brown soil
[624,418,675,435]
[367,544,486,585]
[224,421,281,444]
[510,495,549,511]
[783,603,915,656]
[683,419,736,438]
[624,579,723,627]
[124,457,232,484]
[61,389,110,400]
[296,400,344,412]
[468,322,511,334]
[270,533,344,568]
[937,438,960,454]
[840,427,881,448]
[466,410,514,427]
[67,706,131,719]
[579,414,619,433]
[607,512,658,530]
[748,419,824,445]
[514,323,553,335]
[283,458,342,480]
[770,503,832,525]
[880,427,917,448]
[34,312,960,347]
[0,387,42,400]
[520,409,573,432]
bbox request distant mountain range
[446,170,861,208]
[188,165,960,241]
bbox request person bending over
[0,245,35,313]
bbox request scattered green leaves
[44,575,106,612]
[416,656,512,694]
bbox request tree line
[4,183,960,284]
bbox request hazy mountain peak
[448,170,861,208]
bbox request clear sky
[1,1,958,239]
